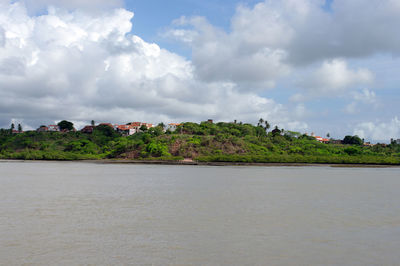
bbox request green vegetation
[57,120,74,131]
[1,121,400,165]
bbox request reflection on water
[1,161,400,265]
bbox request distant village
[35,121,182,136]
[4,120,400,146]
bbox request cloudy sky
[1,0,399,141]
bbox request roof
[168,123,181,126]
[314,136,330,142]
[116,125,132,130]
[81,125,94,130]
[99,123,113,127]
[127,122,142,127]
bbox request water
[1,161,400,265]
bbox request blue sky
[125,0,262,57]
[0,0,399,142]
[127,0,334,41]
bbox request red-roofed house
[314,136,330,143]
[115,124,136,136]
[126,122,154,133]
[167,123,181,131]
[37,126,48,132]
[127,122,142,127]
[81,125,95,134]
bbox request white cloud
[2,0,400,141]
[0,1,304,130]
[354,117,400,142]
[352,88,377,105]
[299,59,374,95]
[169,15,291,89]
[0,26,5,47]
[169,0,400,88]
[344,89,378,114]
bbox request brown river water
[1,161,400,265]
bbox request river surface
[1,161,400,265]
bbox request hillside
[1,122,400,165]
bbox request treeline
[1,121,399,164]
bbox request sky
[0,0,399,142]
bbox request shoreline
[1,159,399,168]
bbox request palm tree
[158,122,165,129]
[18,123,22,132]
[264,121,270,133]
[258,118,264,127]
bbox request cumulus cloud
[344,89,378,114]
[299,59,374,95]
[352,88,377,104]
[2,0,399,140]
[169,0,400,88]
[169,15,291,89]
[354,117,400,142]
[0,1,305,131]
[286,0,400,64]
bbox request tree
[343,135,363,145]
[264,121,270,133]
[18,124,22,132]
[94,124,118,138]
[149,126,163,136]
[139,125,148,132]
[91,120,95,126]
[157,122,165,129]
[327,133,330,138]
[258,118,264,127]
[10,123,15,134]
[272,126,281,136]
[57,120,74,131]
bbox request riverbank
[92,159,400,168]
[2,159,399,168]
[1,124,400,165]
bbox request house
[146,123,154,128]
[115,125,136,136]
[167,123,181,131]
[126,122,154,132]
[37,126,49,132]
[81,125,95,134]
[329,139,342,144]
[311,133,330,143]
[48,125,60,132]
